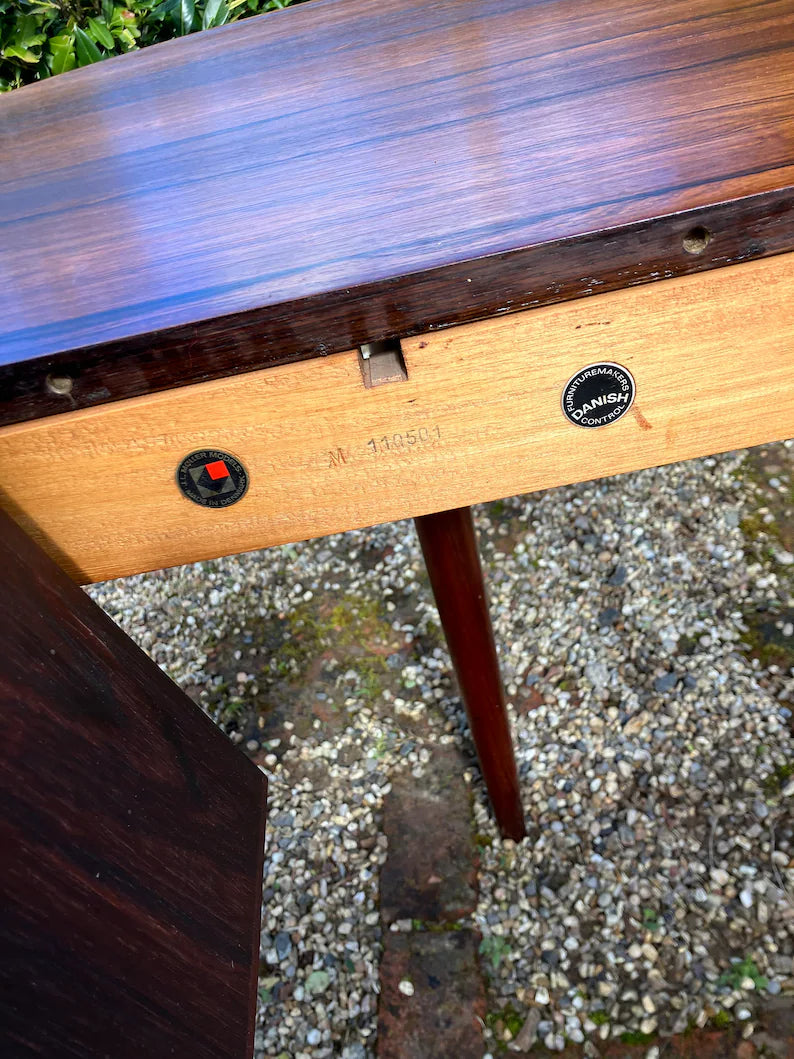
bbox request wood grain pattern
[2,0,794,424]
[1,251,794,585]
[415,507,525,841]
[0,509,267,1058]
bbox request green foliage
[371,732,388,759]
[620,1030,656,1045]
[763,759,794,798]
[484,1002,524,1043]
[478,934,512,971]
[410,918,464,933]
[589,1010,610,1026]
[0,0,300,92]
[717,956,768,991]
[641,907,662,932]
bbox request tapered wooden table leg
[414,505,526,841]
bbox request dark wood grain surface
[2,0,794,424]
[0,508,267,1057]
[414,507,525,841]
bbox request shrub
[0,0,300,92]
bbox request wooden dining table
[2,0,794,1054]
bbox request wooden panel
[0,510,267,1057]
[2,0,794,424]
[1,253,793,585]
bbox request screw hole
[45,374,74,396]
[682,225,712,255]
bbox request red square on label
[205,460,230,480]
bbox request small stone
[739,889,753,909]
[398,979,415,997]
[653,672,678,693]
[508,1009,541,1052]
[305,970,330,996]
[618,825,635,845]
[736,1005,752,1020]
[535,986,550,1005]
[274,932,292,960]
[608,564,627,586]
[585,662,609,689]
[306,1028,321,1045]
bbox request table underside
[1,253,792,584]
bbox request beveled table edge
[2,185,793,429]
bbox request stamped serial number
[367,425,441,454]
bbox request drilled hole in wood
[359,339,408,388]
[45,374,74,396]
[682,225,712,255]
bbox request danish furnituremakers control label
[176,450,249,507]
[561,362,635,428]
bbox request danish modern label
[561,362,635,428]
[176,449,249,507]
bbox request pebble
[88,443,794,1056]
[274,932,292,961]
[398,980,415,997]
[653,672,678,693]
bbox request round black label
[176,450,249,508]
[561,362,635,428]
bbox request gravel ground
[89,442,794,1058]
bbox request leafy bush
[0,0,300,92]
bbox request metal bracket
[358,339,408,388]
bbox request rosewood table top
[2,0,794,425]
